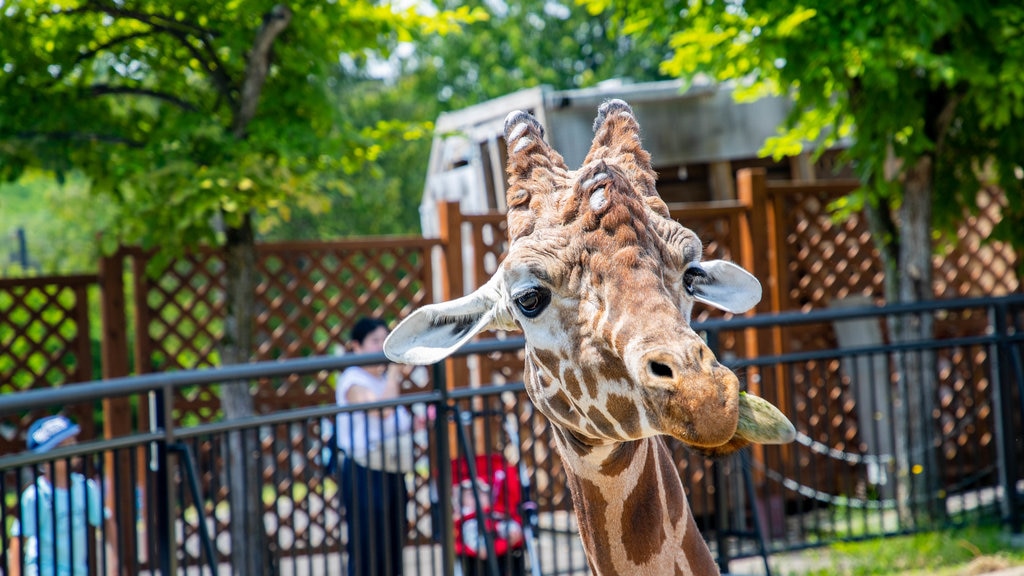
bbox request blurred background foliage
[0,0,669,275]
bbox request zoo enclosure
[0,295,1021,575]
[0,169,1019,571]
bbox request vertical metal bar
[155,383,177,574]
[433,360,456,576]
[15,227,28,268]
[705,326,732,572]
[0,469,7,571]
[713,461,731,574]
[991,302,1021,533]
[452,400,501,576]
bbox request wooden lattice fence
[0,275,98,454]
[128,238,439,420]
[741,169,1020,496]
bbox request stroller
[451,454,526,576]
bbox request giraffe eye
[513,287,551,318]
[683,264,708,296]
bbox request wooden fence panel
[128,238,439,420]
[743,168,1021,496]
[0,275,97,454]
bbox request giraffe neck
[550,428,720,576]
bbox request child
[453,475,525,575]
[6,415,115,576]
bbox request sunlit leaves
[413,0,672,110]
[776,7,816,37]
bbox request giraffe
[384,100,795,575]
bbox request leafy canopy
[587,0,1024,249]
[417,0,672,109]
[0,0,484,260]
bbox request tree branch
[233,4,292,138]
[89,84,200,112]
[167,29,238,109]
[6,130,144,148]
[72,30,159,66]
[59,2,237,109]
[60,3,216,39]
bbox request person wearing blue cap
[6,415,117,576]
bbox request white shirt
[333,366,413,463]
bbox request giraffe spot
[621,443,667,564]
[574,476,615,571]
[600,441,638,477]
[562,369,584,402]
[547,390,575,418]
[534,348,561,371]
[656,439,686,521]
[586,406,616,438]
[606,393,641,438]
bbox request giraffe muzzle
[640,351,742,448]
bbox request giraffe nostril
[649,361,674,379]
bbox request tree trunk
[866,152,941,527]
[218,6,292,573]
[894,155,942,526]
[221,214,268,574]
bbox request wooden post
[737,168,792,491]
[789,152,817,182]
[709,160,736,201]
[99,248,136,575]
[737,168,783,353]
[438,200,465,302]
[438,201,470,457]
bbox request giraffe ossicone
[386,99,794,575]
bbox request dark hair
[350,317,388,345]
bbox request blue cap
[27,415,81,453]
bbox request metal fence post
[433,361,457,576]
[991,302,1022,534]
[154,383,178,574]
[703,327,732,573]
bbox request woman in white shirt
[334,317,412,576]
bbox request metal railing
[0,295,1021,575]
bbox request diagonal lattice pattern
[132,239,437,424]
[0,276,96,454]
[765,180,1019,499]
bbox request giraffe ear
[384,272,515,365]
[688,260,762,314]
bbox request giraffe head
[386,100,793,455]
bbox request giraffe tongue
[734,392,796,445]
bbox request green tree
[588,0,1024,301]
[0,172,113,275]
[267,0,676,240]
[417,0,672,109]
[265,70,437,239]
[589,0,1024,528]
[0,2,481,572]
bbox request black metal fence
[0,295,1021,575]
[696,295,1024,570]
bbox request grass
[787,525,1024,575]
